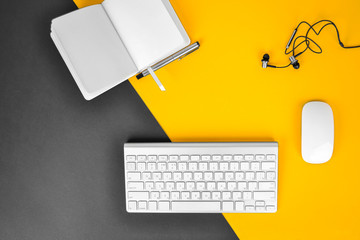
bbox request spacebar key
[172,201,221,212]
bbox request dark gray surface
[0,0,237,239]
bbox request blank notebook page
[51,5,137,100]
[103,0,190,71]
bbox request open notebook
[51,0,190,100]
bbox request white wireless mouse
[301,101,334,164]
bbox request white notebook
[51,0,190,100]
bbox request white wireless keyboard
[124,142,278,213]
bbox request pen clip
[178,50,196,61]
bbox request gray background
[0,0,237,239]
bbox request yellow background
[74,0,360,239]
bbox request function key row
[126,161,276,172]
[126,154,276,161]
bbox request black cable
[286,20,360,60]
[273,63,291,68]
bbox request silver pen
[136,41,200,79]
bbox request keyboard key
[127,172,141,181]
[142,172,151,180]
[172,201,221,212]
[223,155,232,161]
[218,182,226,190]
[184,172,193,180]
[190,155,200,161]
[204,172,213,180]
[213,155,221,161]
[262,161,276,170]
[245,205,255,211]
[233,192,242,200]
[225,172,234,180]
[147,162,156,171]
[176,182,185,190]
[158,201,170,211]
[137,162,146,171]
[160,192,170,200]
[159,155,168,161]
[163,172,172,181]
[250,162,260,171]
[235,172,244,180]
[214,172,224,181]
[128,191,149,200]
[265,199,276,206]
[128,182,144,190]
[165,182,175,190]
[171,192,180,200]
[212,192,221,200]
[150,191,160,199]
[186,182,195,190]
[234,155,243,160]
[222,202,234,211]
[207,182,216,190]
[181,192,190,200]
[228,181,237,190]
[243,191,252,200]
[199,162,208,171]
[127,155,136,161]
[155,182,164,190]
[235,201,244,211]
[256,171,266,180]
[191,191,201,200]
[230,162,239,171]
[223,191,231,200]
[259,181,276,190]
[253,191,276,200]
[248,181,258,190]
[255,154,265,160]
[196,182,206,190]
[178,162,187,171]
[153,172,162,180]
[209,162,218,171]
[127,162,136,171]
[244,200,255,206]
[245,172,255,180]
[168,162,177,171]
[266,154,276,160]
[145,182,154,190]
[266,171,276,180]
[219,162,229,171]
[238,182,247,190]
[138,201,147,210]
[266,205,276,212]
[148,201,157,211]
[180,155,189,161]
[202,192,211,200]
[128,201,137,211]
[201,155,211,160]
[173,172,182,181]
[157,162,167,171]
[169,155,178,161]
[138,155,146,161]
[245,155,254,160]
[194,172,203,180]
[148,155,157,161]
[189,162,198,171]
[240,162,250,170]
[255,201,265,206]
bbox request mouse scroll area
[301,101,334,164]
